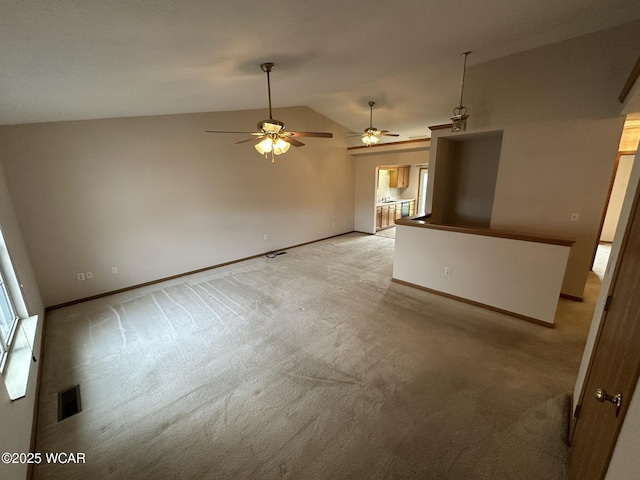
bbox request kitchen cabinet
[377,199,416,231]
[377,206,388,230]
[389,166,410,188]
[394,204,402,221]
[388,204,396,226]
[377,205,396,230]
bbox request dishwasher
[401,201,410,217]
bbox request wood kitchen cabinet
[377,206,388,230]
[377,199,417,231]
[377,205,395,230]
[389,166,410,188]
[394,204,402,221]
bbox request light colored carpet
[375,227,396,238]
[34,232,597,479]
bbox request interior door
[569,176,640,479]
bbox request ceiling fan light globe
[273,137,290,155]
[362,133,379,145]
[256,137,273,154]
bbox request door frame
[590,150,637,270]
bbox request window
[0,266,19,372]
[0,224,38,400]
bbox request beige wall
[393,225,571,323]
[0,161,44,480]
[353,148,429,233]
[0,107,354,307]
[432,133,502,228]
[426,22,638,299]
[466,21,640,129]
[490,118,623,297]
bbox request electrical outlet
[444,267,451,276]
[333,221,336,227]
[85,271,93,279]
[571,212,580,222]
[111,267,118,274]
[77,273,85,281]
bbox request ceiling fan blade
[287,131,333,138]
[380,133,400,137]
[345,134,363,138]
[283,136,305,147]
[205,130,262,135]
[236,136,262,145]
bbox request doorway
[416,167,429,215]
[599,152,636,242]
[591,118,640,272]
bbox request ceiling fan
[347,101,399,146]
[206,62,333,162]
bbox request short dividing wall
[392,223,573,325]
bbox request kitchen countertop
[376,198,415,207]
[395,214,575,246]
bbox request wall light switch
[111,267,118,274]
[85,271,93,279]
[571,213,580,222]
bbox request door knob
[595,388,622,417]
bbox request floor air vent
[58,385,82,421]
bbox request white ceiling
[2,0,640,145]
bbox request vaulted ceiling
[2,0,639,145]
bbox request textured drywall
[393,225,570,323]
[425,23,638,299]
[490,118,622,298]
[0,107,354,306]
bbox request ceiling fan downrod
[369,101,375,128]
[261,62,274,120]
